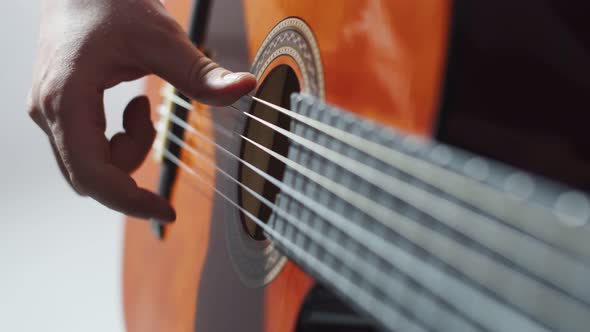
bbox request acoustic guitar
[123,0,590,331]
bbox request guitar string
[157,95,590,329]
[158,150,430,332]
[161,94,590,304]
[244,98,590,259]
[158,117,587,331]
[162,131,483,332]
[163,89,590,264]
[229,103,590,301]
[159,136,545,332]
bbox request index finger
[52,90,175,222]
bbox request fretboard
[264,93,590,332]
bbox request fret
[288,95,590,261]
[287,244,429,332]
[271,132,489,331]
[269,194,483,332]
[281,116,454,331]
[270,182,524,332]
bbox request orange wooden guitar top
[123,1,450,331]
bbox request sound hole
[238,65,300,240]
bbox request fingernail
[223,72,248,82]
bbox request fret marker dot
[464,158,489,181]
[555,191,590,227]
[430,145,452,166]
[504,172,535,200]
[402,136,422,153]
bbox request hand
[28,0,256,222]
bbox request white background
[0,2,139,331]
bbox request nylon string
[161,91,590,304]
[154,92,590,331]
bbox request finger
[140,20,256,106]
[83,164,176,222]
[110,96,155,173]
[53,90,175,222]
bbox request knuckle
[27,90,43,122]
[27,100,49,134]
[39,90,53,110]
[27,105,41,123]
[38,89,59,118]
[37,74,68,122]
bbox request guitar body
[123,1,450,331]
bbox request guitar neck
[263,93,590,332]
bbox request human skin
[28,0,256,223]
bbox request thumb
[142,21,256,106]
